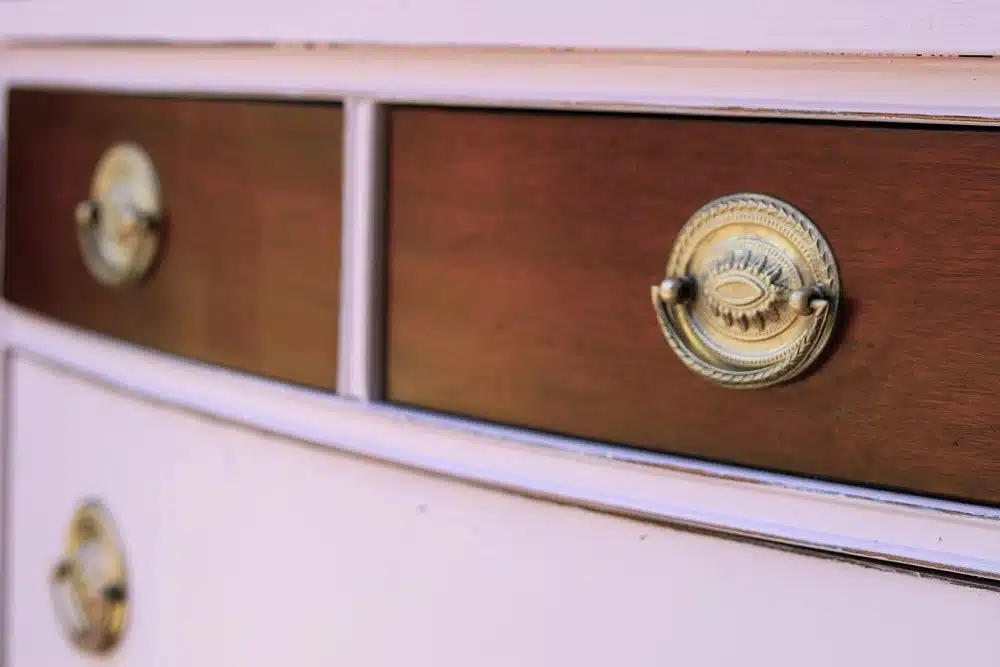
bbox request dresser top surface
[2,0,999,56]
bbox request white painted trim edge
[2,47,1000,123]
[7,306,1000,580]
[337,98,385,400]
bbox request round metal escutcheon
[651,193,841,390]
[75,142,163,288]
[50,500,129,655]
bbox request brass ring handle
[50,501,129,655]
[75,142,163,288]
[659,277,828,316]
[75,199,158,242]
[651,194,841,389]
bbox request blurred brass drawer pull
[75,142,163,287]
[50,500,129,655]
[651,193,841,389]
[7,90,345,389]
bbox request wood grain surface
[386,106,1000,506]
[4,89,343,389]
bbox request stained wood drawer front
[3,89,343,389]
[8,355,1000,667]
[386,106,1000,506]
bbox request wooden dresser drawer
[8,355,1000,666]
[3,89,343,389]
[386,106,1000,506]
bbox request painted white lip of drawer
[7,354,1000,667]
[9,305,1000,582]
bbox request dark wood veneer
[386,106,1000,506]
[4,89,342,389]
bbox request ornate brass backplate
[50,500,129,655]
[75,142,162,287]
[651,193,841,389]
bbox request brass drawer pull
[651,193,841,389]
[75,142,162,287]
[50,500,129,655]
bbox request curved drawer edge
[4,303,1000,582]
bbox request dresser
[3,6,1000,665]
